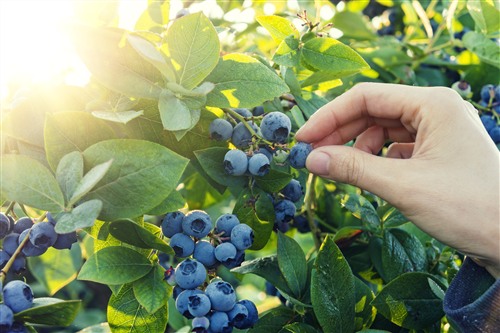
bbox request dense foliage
[1,1,499,332]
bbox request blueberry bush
[1,1,499,332]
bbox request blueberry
[170,233,195,258]
[174,258,207,290]
[176,289,203,318]
[227,302,248,328]
[236,300,259,329]
[12,256,26,274]
[231,121,258,148]
[5,321,27,333]
[161,211,185,238]
[481,115,497,132]
[0,250,11,269]
[12,217,33,234]
[209,311,232,333]
[230,224,254,250]
[265,281,278,296]
[3,280,34,313]
[173,285,184,300]
[274,200,296,224]
[288,142,313,169]
[480,84,495,102]
[46,212,57,226]
[451,81,471,98]
[192,316,210,332]
[214,242,237,263]
[280,179,303,203]
[182,210,212,238]
[188,293,211,317]
[3,233,20,256]
[215,214,240,238]
[29,222,57,248]
[274,219,291,233]
[233,108,252,121]
[224,150,248,176]
[273,149,289,163]
[252,105,265,116]
[0,304,14,331]
[52,231,78,250]
[260,112,292,143]
[248,153,270,176]
[222,249,245,269]
[205,281,236,311]
[495,85,500,102]
[210,119,233,141]
[489,126,500,143]
[292,215,311,233]
[194,240,217,268]
[0,213,13,239]
[254,146,274,162]
[18,229,48,257]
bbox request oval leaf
[15,298,81,326]
[56,151,84,204]
[256,15,299,44]
[277,232,307,299]
[55,199,103,234]
[133,265,171,313]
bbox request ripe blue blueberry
[210,119,233,141]
[12,257,26,274]
[174,258,207,290]
[170,233,195,258]
[248,153,270,176]
[227,302,248,328]
[192,316,210,332]
[231,121,258,148]
[172,285,184,301]
[222,249,245,269]
[280,179,303,203]
[3,280,34,313]
[288,142,313,169]
[176,289,203,318]
[161,211,185,238]
[252,105,265,116]
[215,214,240,238]
[193,240,217,268]
[274,200,296,224]
[5,321,27,333]
[205,281,236,311]
[18,229,48,257]
[233,108,252,121]
[230,224,254,250]
[0,213,13,239]
[292,215,311,233]
[0,250,10,269]
[214,242,237,263]
[182,210,212,238]
[274,219,291,233]
[480,84,495,102]
[224,149,248,176]
[254,146,274,162]
[260,112,292,143]
[52,231,78,250]
[489,126,500,143]
[495,85,500,102]
[209,311,232,333]
[265,281,278,296]
[0,304,14,331]
[3,233,20,256]
[29,222,57,248]
[481,115,496,132]
[236,300,259,329]
[188,293,211,317]
[12,217,33,234]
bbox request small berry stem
[4,201,16,216]
[304,173,321,250]
[222,108,274,146]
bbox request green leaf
[158,90,193,131]
[281,323,320,333]
[127,34,176,81]
[354,277,376,331]
[108,284,168,333]
[331,11,377,40]
[69,159,113,207]
[28,244,82,295]
[14,298,81,326]
[194,147,247,189]
[82,139,189,221]
[466,0,500,34]
[381,229,427,282]
[56,151,84,204]
[205,53,289,108]
[135,1,170,33]
[44,111,116,171]
[254,169,293,193]
[91,110,144,124]
[273,35,301,67]
[300,71,343,89]
[72,26,163,99]
[147,190,185,215]
[341,193,380,229]
[256,15,299,44]
[381,206,409,228]
[311,235,355,333]
[77,323,111,333]
[55,199,102,234]
[301,37,369,75]
[165,12,220,90]
[231,255,294,296]
[248,307,296,333]
[277,233,307,298]
[108,219,174,255]
[133,265,171,313]
[78,246,153,285]
[463,31,500,69]
[0,155,65,212]
[290,105,306,128]
[371,272,446,329]
[295,94,327,119]
[233,189,274,250]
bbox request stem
[36,211,47,223]
[222,108,274,146]
[304,173,321,250]
[4,201,15,215]
[0,229,31,284]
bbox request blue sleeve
[443,257,500,332]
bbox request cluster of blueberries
[478,84,500,144]
[272,179,305,233]
[0,280,34,332]
[0,213,77,274]
[160,210,258,332]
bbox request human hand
[295,83,500,278]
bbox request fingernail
[307,151,330,176]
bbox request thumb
[306,145,408,202]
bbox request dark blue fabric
[444,257,500,333]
